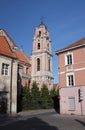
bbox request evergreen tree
[50,88,60,112]
[22,84,31,110]
[50,88,58,98]
[49,88,57,108]
[31,81,40,109]
[41,84,50,109]
[21,82,59,110]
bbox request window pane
[71,75,74,85]
[68,75,74,86]
[37,43,40,49]
[5,70,8,75]
[67,54,72,65]
[2,63,8,75]
[37,58,40,71]
[2,69,4,75]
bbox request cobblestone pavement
[0,109,85,130]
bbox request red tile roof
[56,37,85,54]
[0,36,16,58]
[15,50,30,65]
[0,29,17,47]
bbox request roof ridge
[56,37,85,54]
[0,36,16,58]
[4,36,17,58]
[15,50,30,65]
[0,29,17,47]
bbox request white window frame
[65,52,73,66]
[66,72,75,87]
[2,63,9,76]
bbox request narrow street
[0,109,85,130]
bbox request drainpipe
[10,59,13,114]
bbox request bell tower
[31,22,53,90]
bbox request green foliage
[40,84,50,109]
[21,81,58,110]
[22,84,31,110]
[56,88,59,96]
[30,81,40,109]
[50,88,58,97]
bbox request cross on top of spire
[38,17,48,30]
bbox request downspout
[10,59,13,114]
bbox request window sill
[65,64,73,67]
[68,110,75,111]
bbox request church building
[31,22,53,90]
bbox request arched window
[39,31,41,37]
[37,43,40,49]
[37,58,40,71]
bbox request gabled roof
[56,37,85,54]
[0,29,17,48]
[15,50,31,65]
[0,36,16,58]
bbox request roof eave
[0,53,17,59]
[56,43,85,55]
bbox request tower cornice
[32,49,52,56]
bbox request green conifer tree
[22,84,31,110]
[41,84,50,109]
[31,81,40,109]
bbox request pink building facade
[56,38,85,115]
[59,86,85,115]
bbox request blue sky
[0,0,85,83]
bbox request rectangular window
[48,59,50,71]
[37,58,40,71]
[68,75,74,86]
[39,31,41,37]
[67,54,72,65]
[37,43,40,49]
[68,97,75,111]
[2,63,9,75]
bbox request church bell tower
[31,22,53,90]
